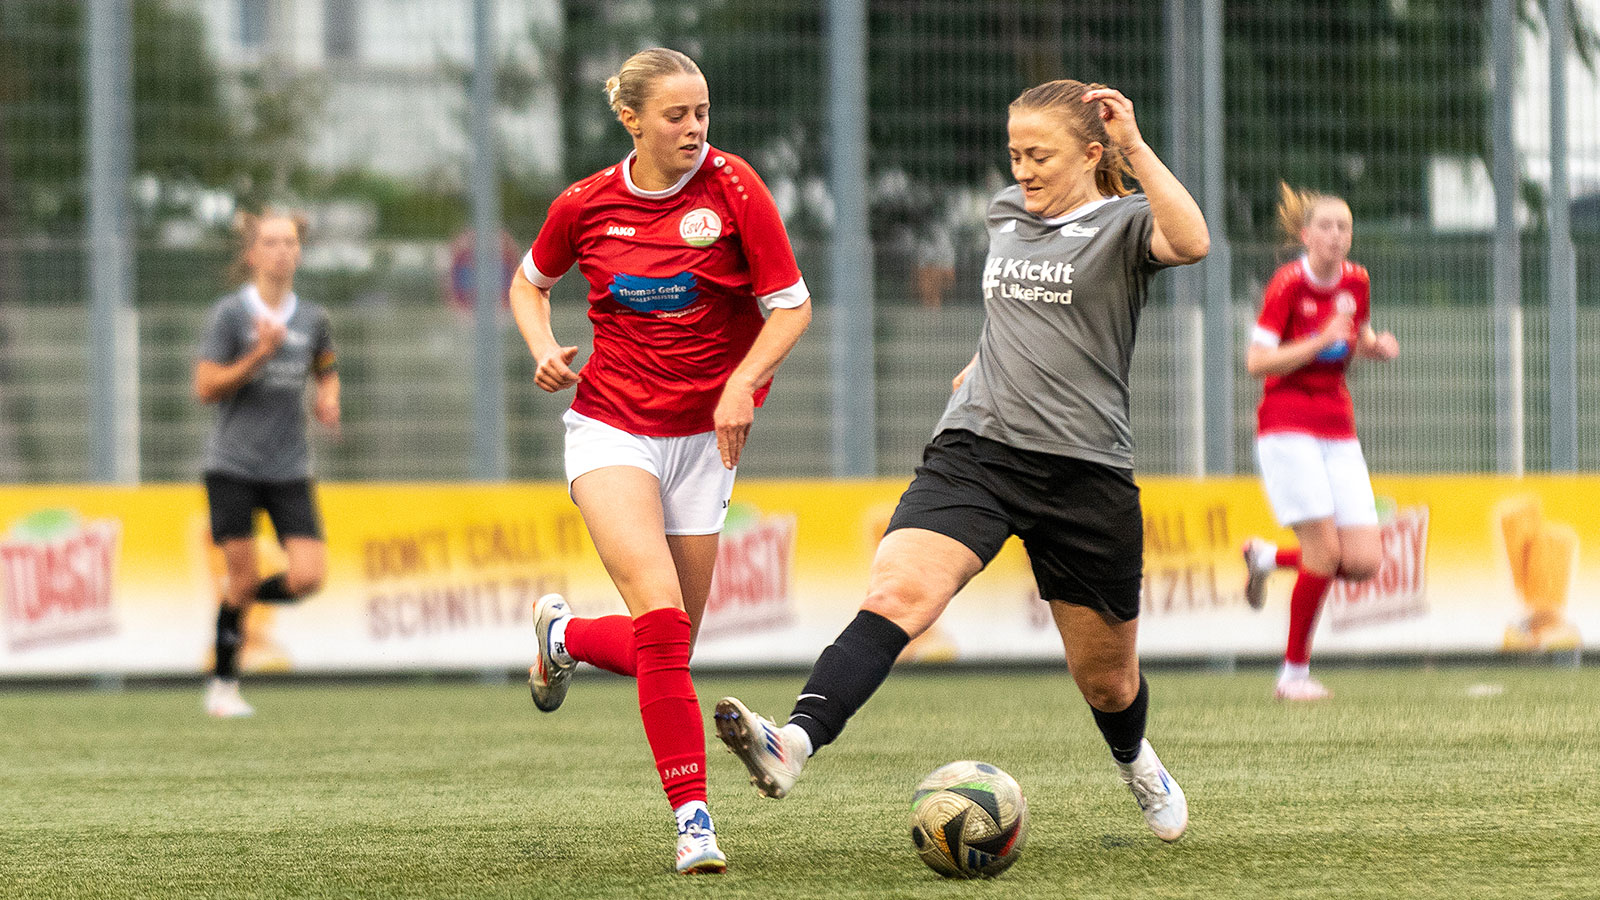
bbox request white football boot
[673,807,727,874]
[1117,739,1188,842]
[713,696,807,799]
[1274,677,1332,701]
[204,678,255,718]
[1242,538,1278,611]
[529,594,575,712]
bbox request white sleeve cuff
[1251,325,1281,348]
[758,276,810,311]
[521,250,560,289]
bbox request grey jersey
[199,287,334,481]
[934,187,1168,468]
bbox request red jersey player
[1241,184,1399,701]
[508,48,812,873]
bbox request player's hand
[713,382,755,470]
[534,346,581,392]
[1083,87,1145,155]
[1317,312,1354,348]
[252,317,287,358]
[1371,331,1399,360]
[952,360,976,393]
[314,395,341,432]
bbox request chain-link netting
[0,0,1596,482]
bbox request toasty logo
[679,208,722,247]
[0,509,120,652]
[606,225,636,237]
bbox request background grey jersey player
[715,80,1210,846]
[193,210,341,718]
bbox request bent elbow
[1180,234,1211,264]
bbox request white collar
[621,144,712,199]
[1041,194,1118,225]
[1299,255,1342,288]
[244,282,298,325]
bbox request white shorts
[562,409,735,535]
[1255,433,1379,528]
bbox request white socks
[1278,661,1311,684]
[548,615,573,666]
[783,722,814,758]
[674,800,711,832]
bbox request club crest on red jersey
[680,208,722,247]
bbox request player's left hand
[1082,87,1146,156]
[315,396,341,436]
[1372,331,1399,360]
[713,384,754,470]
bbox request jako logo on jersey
[607,272,700,313]
[981,256,1076,305]
[679,208,723,247]
[606,224,636,237]
[1059,222,1101,238]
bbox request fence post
[85,0,138,483]
[1546,0,1578,472]
[826,0,876,476]
[1491,0,1524,475]
[470,0,508,480]
[1200,0,1234,474]
[1166,0,1205,477]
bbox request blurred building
[178,0,563,183]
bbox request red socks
[1284,570,1333,665]
[1275,547,1302,569]
[562,615,637,676]
[633,607,706,808]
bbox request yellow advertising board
[0,476,1591,675]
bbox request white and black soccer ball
[908,760,1029,878]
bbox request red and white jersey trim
[759,276,809,311]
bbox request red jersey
[1252,257,1371,439]
[524,143,808,436]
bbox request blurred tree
[0,0,313,240]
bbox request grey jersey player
[194,210,340,718]
[716,80,1210,846]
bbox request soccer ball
[908,760,1029,878]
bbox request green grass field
[2,667,1595,899]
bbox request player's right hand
[252,317,287,357]
[534,346,581,392]
[1317,312,1353,347]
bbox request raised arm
[1084,88,1209,266]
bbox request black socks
[254,573,295,604]
[1091,674,1149,764]
[214,605,243,679]
[788,610,910,753]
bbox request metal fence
[1,0,1597,484]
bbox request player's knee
[1077,667,1140,712]
[862,577,937,639]
[1338,553,1381,582]
[287,565,325,597]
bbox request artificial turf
[2,667,1595,899]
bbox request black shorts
[885,429,1144,621]
[204,472,324,544]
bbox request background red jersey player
[1242,184,1399,702]
[507,48,812,873]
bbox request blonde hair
[1276,182,1347,246]
[1009,79,1134,198]
[229,208,308,284]
[604,48,702,117]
